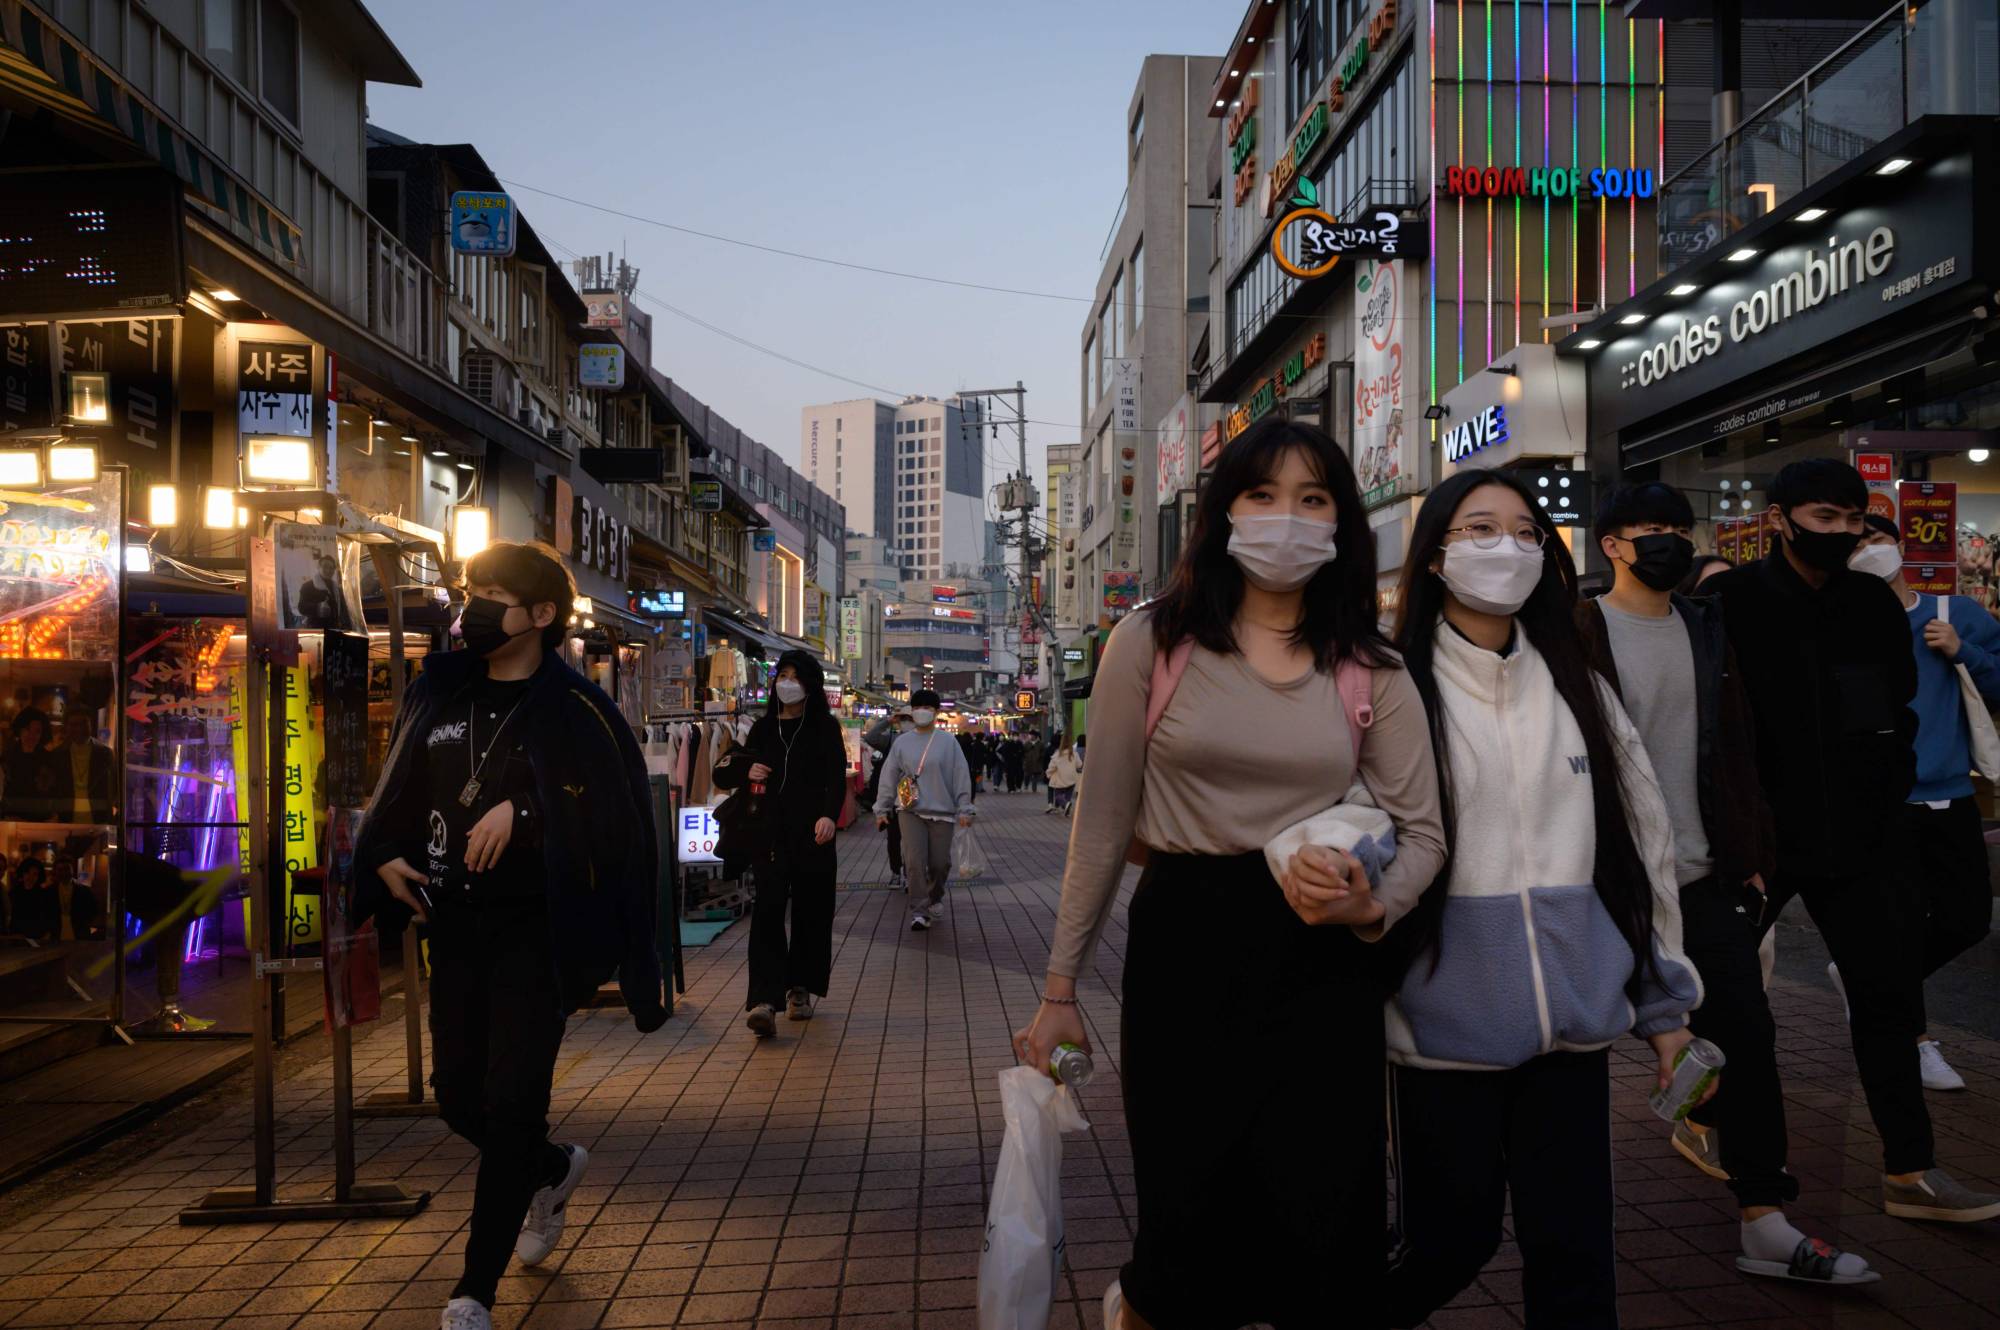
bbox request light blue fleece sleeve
[1949,595,2000,707]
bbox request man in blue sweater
[873,689,974,931]
[1851,515,2000,1092]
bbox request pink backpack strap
[1144,639,1196,740]
[1334,656,1375,764]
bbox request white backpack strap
[1939,594,1950,625]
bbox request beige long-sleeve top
[1046,609,1447,978]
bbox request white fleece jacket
[1385,624,1702,1072]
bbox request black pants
[1903,798,1994,1009]
[745,848,835,1010]
[1681,876,1799,1209]
[885,811,903,876]
[1121,852,1385,1329]
[427,896,571,1308]
[1765,866,1932,1174]
[1387,1051,1616,1330]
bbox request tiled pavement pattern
[0,790,1996,1328]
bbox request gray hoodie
[871,727,975,821]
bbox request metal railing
[35,0,446,371]
[1658,0,1999,274]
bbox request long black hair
[763,648,834,725]
[1390,467,1659,994]
[1149,416,1393,670]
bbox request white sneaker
[515,1144,587,1265]
[1827,962,1849,1022]
[1919,1039,1967,1091]
[441,1297,492,1330]
[910,910,932,932]
[1102,1279,1124,1330]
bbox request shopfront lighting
[125,545,153,574]
[370,415,392,427]
[48,444,99,482]
[201,486,239,530]
[455,461,475,472]
[244,436,314,484]
[1669,284,1698,296]
[1970,449,1991,464]
[1575,338,1602,349]
[209,288,240,302]
[575,597,594,616]
[1878,158,1913,176]
[0,449,41,486]
[451,506,492,560]
[1618,314,1646,326]
[400,433,419,443]
[1726,248,1759,262]
[1795,207,1828,223]
[65,371,110,423]
[148,484,179,527]
[429,449,451,459]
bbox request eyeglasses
[1444,521,1547,552]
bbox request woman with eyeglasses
[1383,468,1705,1329]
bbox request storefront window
[333,398,418,519]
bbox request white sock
[1741,1212,1869,1277]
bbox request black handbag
[710,747,762,871]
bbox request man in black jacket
[355,540,666,1330]
[1711,459,1998,1225]
[1581,483,1880,1285]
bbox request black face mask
[1621,533,1695,592]
[1781,516,1862,573]
[455,595,535,657]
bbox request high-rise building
[802,394,988,583]
[1045,444,1083,630]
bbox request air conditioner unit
[546,425,568,449]
[516,405,534,428]
[460,351,519,413]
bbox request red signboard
[1855,453,1893,484]
[1899,481,1957,564]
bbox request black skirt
[1119,850,1388,1330]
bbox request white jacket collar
[1431,615,1540,705]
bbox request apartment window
[1084,335,1096,405]
[930,417,941,430]
[259,0,301,129]
[1130,240,1144,333]
[202,0,249,82]
[1108,269,1124,358]
[1130,102,1145,156]
[1291,0,1335,111]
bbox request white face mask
[1848,543,1902,581]
[897,720,915,734]
[911,707,937,727]
[774,679,806,704]
[1226,513,1339,591]
[1438,541,1546,616]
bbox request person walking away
[1016,419,1447,1330]
[1023,734,1046,794]
[958,729,982,798]
[1710,458,1999,1223]
[1384,468,1706,1327]
[1581,483,1876,1284]
[1851,514,2000,1093]
[1002,736,1026,792]
[873,690,974,931]
[1045,737,1081,817]
[714,650,848,1038]
[354,540,666,1330]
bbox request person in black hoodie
[1709,459,1999,1225]
[354,540,665,1330]
[714,648,847,1039]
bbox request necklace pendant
[457,778,482,808]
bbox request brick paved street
[0,790,1996,1328]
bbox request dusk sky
[366,1,1225,500]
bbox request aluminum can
[1648,1036,1725,1122]
[1049,1042,1094,1089]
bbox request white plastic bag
[977,1066,1091,1330]
[954,825,989,879]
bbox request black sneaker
[910,910,932,932]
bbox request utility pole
[960,382,1048,719]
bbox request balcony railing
[26,0,445,372]
[1658,0,2000,274]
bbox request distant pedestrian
[1852,514,2000,1093]
[1023,736,1046,793]
[1044,736,1079,816]
[1017,419,1446,1330]
[873,689,974,931]
[1002,737,1025,792]
[715,650,848,1039]
[355,540,665,1330]
[863,712,914,887]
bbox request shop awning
[705,608,791,658]
[1061,674,1094,701]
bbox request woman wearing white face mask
[1014,419,1446,1330]
[712,650,848,1037]
[1383,468,1704,1328]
